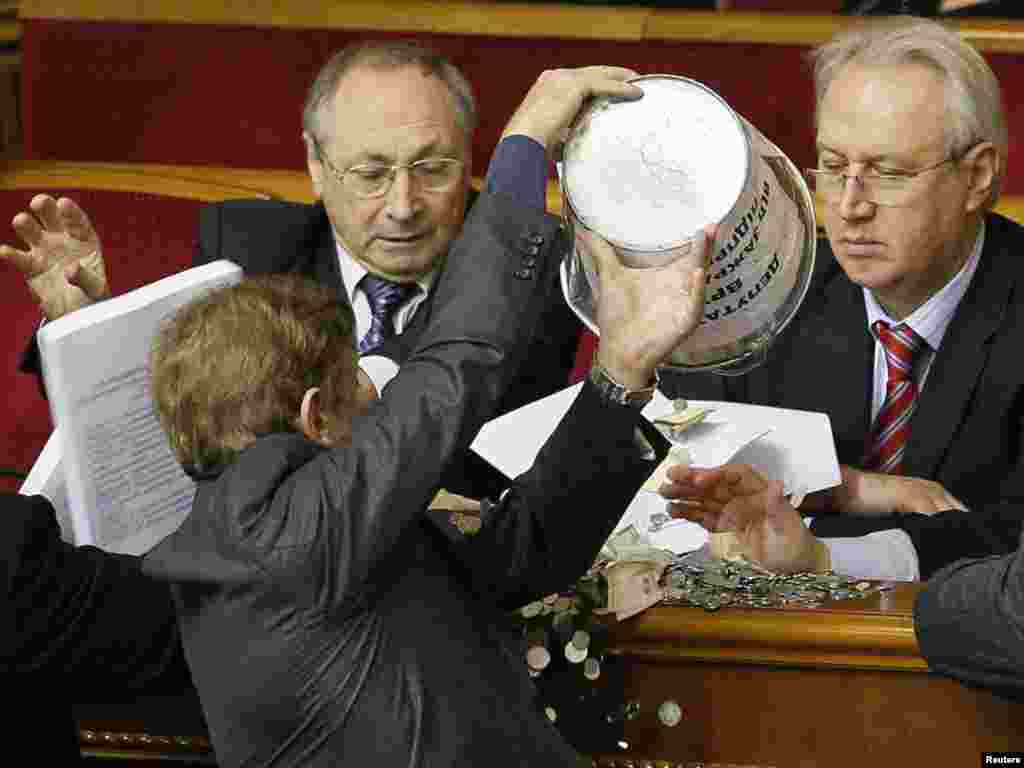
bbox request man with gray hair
[662,15,1024,585]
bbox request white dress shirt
[820,222,986,581]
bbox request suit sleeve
[194,201,222,268]
[914,535,1024,694]
[447,380,669,609]
[209,190,567,610]
[1,493,189,690]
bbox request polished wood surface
[0,160,316,203]
[7,161,1022,226]
[604,582,1024,767]
[18,0,1024,53]
[609,582,925,671]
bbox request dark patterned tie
[358,274,416,354]
[863,321,925,474]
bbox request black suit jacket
[662,212,1024,577]
[143,189,667,767]
[2,492,195,762]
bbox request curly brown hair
[150,274,358,475]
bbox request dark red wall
[20,19,1024,193]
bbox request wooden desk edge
[5,162,1023,227]
[606,583,930,672]
[18,1,1024,54]
[5,162,1022,226]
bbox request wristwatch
[588,364,659,409]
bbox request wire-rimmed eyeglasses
[804,154,961,207]
[312,137,463,199]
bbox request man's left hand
[801,465,967,517]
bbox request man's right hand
[0,194,109,320]
[660,463,830,574]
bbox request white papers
[643,392,841,497]
[470,383,841,554]
[19,430,73,542]
[37,260,243,554]
[615,490,710,554]
[472,384,839,495]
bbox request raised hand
[500,66,642,159]
[0,194,109,320]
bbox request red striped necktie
[863,320,925,474]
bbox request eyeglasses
[804,155,959,207]
[313,138,463,199]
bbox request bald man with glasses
[661,16,1024,584]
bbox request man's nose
[384,168,421,221]
[837,173,875,220]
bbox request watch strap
[588,364,659,409]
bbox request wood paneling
[0,160,315,202]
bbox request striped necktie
[358,274,416,354]
[863,321,925,474]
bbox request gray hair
[302,40,477,148]
[812,16,1007,208]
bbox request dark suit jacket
[9,191,581,761]
[143,189,667,767]
[662,212,1024,578]
[193,196,581,423]
[914,535,1024,696]
[193,196,580,499]
[2,492,194,762]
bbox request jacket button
[514,268,534,280]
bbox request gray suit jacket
[662,212,1024,577]
[914,539,1024,695]
[144,189,667,767]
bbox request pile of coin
[661,555,878,611]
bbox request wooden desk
[596,582,1022,767]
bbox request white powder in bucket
[563,77,749,253]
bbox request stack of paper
[471,384,841,555]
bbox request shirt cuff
[483,135,549,211]
[359,355,399,396]
[823,529,921,582]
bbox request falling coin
[658,700,683,727]
[527,645,551,672]
[520,601,543,619]
[565,641,587,664]
[571,629,590,651]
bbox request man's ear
[298,387,330,445]
[963,141,998,213]
[303,131,325,201]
